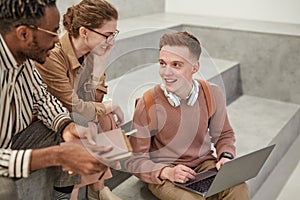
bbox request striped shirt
[0,34,70,178]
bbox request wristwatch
[220,152,234,160]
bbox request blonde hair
[63,0,118,38]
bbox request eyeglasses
[87,28,119,43]
[27,25,60,37]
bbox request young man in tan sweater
[125,31,249,199]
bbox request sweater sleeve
[209,85,236,158]
[125,98,168,184]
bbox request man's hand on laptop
[160,164,197,183]
[216,157,231,170]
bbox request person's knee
[234,182,249,193]
[148,181,204,200]
[0,177,19,199]
[228,182,250,199]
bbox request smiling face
[83,19,118,56]
[159,45,199,98]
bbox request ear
[15,26,30,41]
[192,61,199,74]
[79,27,87,39]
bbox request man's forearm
[30,146,60,172]
[30,142,114,176]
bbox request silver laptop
[173,144,275,197]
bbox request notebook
[94,128,135,161]
[173,144,275,197]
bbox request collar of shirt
[0,34,20,70]
[59,32,81,71]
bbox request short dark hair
[159,31,202,61]
[0,0,56,34]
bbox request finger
[181,165,197,176]
[182,177,189,183]
[186,173,196,180]
[88,122,98,134]
[88,144,113,153]
[114,112,124,124]
[85,131,96,145]
[216,162,222,170]
[118,117,124,125]
[177,176,187,183]
[112,161,121,170]
[118,111,124,122]
[113,114,122,126]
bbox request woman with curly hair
[35,0,123,199]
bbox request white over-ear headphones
[161,79,199,107]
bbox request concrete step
[107,57,241,123]
[227,95,300,198]
[250,134,300,200]
[113,176,157,200]
[276,135,300,200]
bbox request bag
[76,65,116,132]
[98,112,118,132]
[135,79,216,135]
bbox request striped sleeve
[30,61,70,131]
[0,148,32,178]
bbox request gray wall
[109,0,164,19]
[57,0,165,19]
[183,25,300,104]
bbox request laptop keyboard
[186,175,216,193]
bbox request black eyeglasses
[86,28,119,43]
[27,25,60,37]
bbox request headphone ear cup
[187,90,198,106]
[166,93,181,107]
[161,84,181,107]
[187,80,199,106]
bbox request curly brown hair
[63,0,118,38]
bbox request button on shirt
[0,34,70,178]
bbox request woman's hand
[103,101,124,126]
[62,122,96,145]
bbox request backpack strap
[135,89,158,136]
[196,79,216,118]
